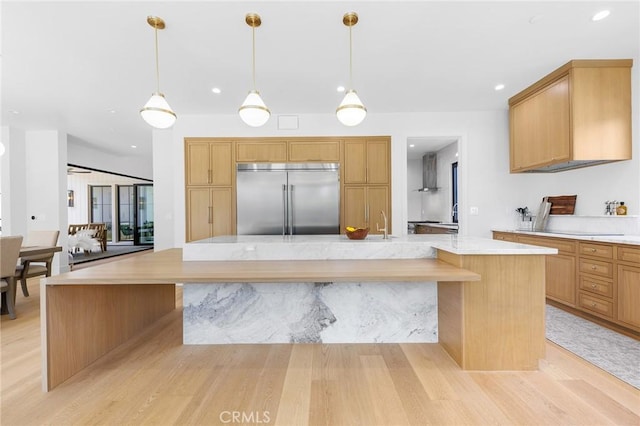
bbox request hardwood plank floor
[2,271,639,425]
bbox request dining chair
[16,230,60,297]
[1,236,24,319]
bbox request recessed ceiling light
[337,86,345,93]
[9,110,20,115]
[592,10,610,21]
[409,144,415,148]
[494,84,505,91]
[211,87,221,94]
[108,109,116,114]
[131,145,137,149]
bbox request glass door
[90,185,113,240]
[134,184,154,245]
[117,185,135,242]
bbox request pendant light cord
[252,25,257,90]
[154,26,161,93]
[349,24,353,89]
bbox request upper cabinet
[344,138,390,184]
[509,59,632,173]
[236,141,287,163]
[185,140,233,186]
[288,140,341,162]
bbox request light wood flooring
[2,267,639,425]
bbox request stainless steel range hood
[416,153,438,192]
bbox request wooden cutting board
[545,195,577,215]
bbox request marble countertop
[184,234,556,261]
[494,229,640,246]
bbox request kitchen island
[41,235,554,391]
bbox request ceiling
[2,1,638,159]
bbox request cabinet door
[186,187,212,242]
[288,141,340,162]
[366,140,390,184]
[617,264,640,329]
[367,186,390,234]
[210,142,233,186]
[510,76,570,171]
[186,142,212,186]
[343,186,367,230]
[211,187,234,236]
[344,140,367,184]
[546,254,576,306]
[236,142,287,162]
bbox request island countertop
[184,234,556,261]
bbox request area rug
[546,304,640,389]
[71,244,153,265]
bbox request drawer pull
[591,248,597,253]
[591,265,597,270]
[591,284,597,289]
[591,303,597,308]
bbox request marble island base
[183,281,437,344]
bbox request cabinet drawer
[579,242,613,259]
[518,236,576,253]
[578,292,614,318]
[579,275,613,298]
[579,258,613,278]
[493,232,517,242]
[617,245,640,265]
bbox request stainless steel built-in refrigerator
[236,163,340,235]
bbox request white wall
[1,129,69,272]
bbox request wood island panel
[43,283,175,391]
[437,250,546,370]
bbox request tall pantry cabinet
[185,139,236,241]
[342,138,391,234]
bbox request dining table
[0,245,63,316]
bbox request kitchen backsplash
[545,215,640,236]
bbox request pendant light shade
[337,89,366,127]
[140,16,177,129]
[239,13,270,127]
[141,92,176,129]
[337,12,366,126]
[239,90,270,127]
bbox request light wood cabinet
[236,141,287,162]
[186,187,234,242]
[617,264,640,329]
[344,138,390,184]
[343,185,390,234]
[494,231,640,335]
[288,140,340,162]
[184,136,392,242]
[185,141,233,186]
[517,234,577,306]
[509,59,632,173]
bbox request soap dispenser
[616,202,627,216]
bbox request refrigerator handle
[289,184,295,235]
[282,184,287,236]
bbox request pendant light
[140,16,177,129]
[336,12,367,127]
[239,13,270,127]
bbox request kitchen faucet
[377,210,389,239]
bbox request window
[117,186,134,241]
[452,162,458,223]
[90,186,112,240]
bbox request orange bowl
[345,227,369,240]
